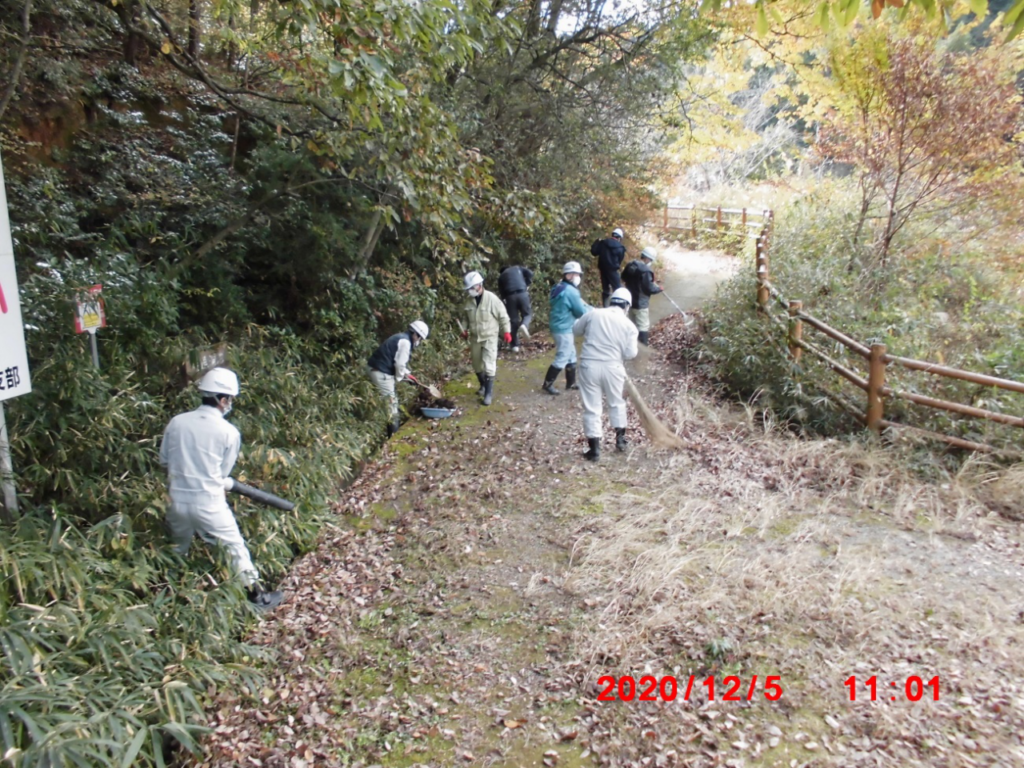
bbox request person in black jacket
[591,227,627,306]
[498,265,534,352]
[367,320,429,437]
[621,247,663,345]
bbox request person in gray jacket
[621,247,663,345]
[572,287,639,462]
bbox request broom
[624,374,685,450]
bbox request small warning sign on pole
[74,284,106,333]
[74,284,105,369]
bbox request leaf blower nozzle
[228,478,296,511]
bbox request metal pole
[0,402,17,518]
[89,330,100,369]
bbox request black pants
[503,291,533,346]
[600,269,621,307]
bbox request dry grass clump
[562,404,1024,766]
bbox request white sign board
[0,150,32,401]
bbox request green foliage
[702,180,1024,452]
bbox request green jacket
[464,289,511,342]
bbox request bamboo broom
[624,375,685,449]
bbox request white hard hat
[562,261,583,275]
[196,367,239,397]
[463,271,484,290]
[612,228,624,238]
[409,320,429,340]
[610,287,632,307]
[640,247,657,262]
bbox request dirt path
[200,253,1024,768]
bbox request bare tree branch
[0,0,33,122]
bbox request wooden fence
[663,204,771,239]
[747,213,1022,453]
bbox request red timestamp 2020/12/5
[596,675,783,703]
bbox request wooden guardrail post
[756,232,770,310]
[742,208,747,228]
[691,209,696,238]
[716,206,723,229]
[866,343,887,434]
[788,301,802,362]
[663,207,668,229]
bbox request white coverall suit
[464,289,511,377]
[159,405,259,586]
[572,307,639,439]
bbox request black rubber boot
[583,437,601,462]
[386,421,396,439]
[542,366,562,395]
[565,363,578,390]
[482,376,495,406]
[247,584,284,611]
[386,414,400,438]
[638,331,650,346]
[476,372,486,397]
[615,427,628,452]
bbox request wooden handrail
[796,313,871,359]
[883,354,1024,395]
[882,386,1024,428]
[878,421,996,453]
[745,206,1023,453]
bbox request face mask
[469,286,482,297]
[221,398,233,417]
[570,275,581,287]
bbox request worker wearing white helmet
[591,227,627,306]
[543,261,592,395]
[621,247,663,345]
[572,287,639,461]
[367,320,430,438]
[462,271,511,406]
[159,367,283,609]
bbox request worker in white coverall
[159,367,284,609]
[462,271,511,406]
[367,320,430,438]
[572,287,639,462]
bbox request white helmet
[612,228,624,238]
[409,320,429,340]
[463,271,484,291]
[562,261,583,275]
[610,287,632,308]
[197,367,239,397]
[640,247,657,263]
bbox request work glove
[221,477,235,491]
[405,373,418,384]
[503,332,512,344]
[461,330,469,340]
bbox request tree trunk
[119,1,144,69]
[188,0,201,59]
[357,208,386,272]
[0,0,32,122]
